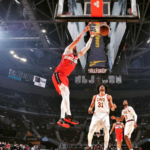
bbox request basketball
[100,22,110,36]
[100,25,110,36]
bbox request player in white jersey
[111,100,137,150]
[86,84,117,150]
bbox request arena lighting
[20,58,27,62]
[13,54,18,58]
[10,51,14,54]
[12,53,27,62]
[147,38,150,43]
[30,49,34,52]
[15,0,21,4]
[42,29,46,33]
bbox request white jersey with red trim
[122,106,135,122]
[94,94,110,114]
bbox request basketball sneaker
[57,119,70,128]
[85,146,91,150]
[64,115,79,125]
[127,8,137,17]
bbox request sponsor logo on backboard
[94,1,100,8]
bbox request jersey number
[98,102,103,108]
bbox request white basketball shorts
[89,112,110,132]
[124,121,135,138]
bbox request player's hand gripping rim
[90,32,97,37]
[84,26,89,32]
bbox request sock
[88,129,95,147]
[60,98,65,119]
[104,127,109,149]
[60,84,71,119]
[60,84,71,116]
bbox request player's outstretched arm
[88,95,96,114]
[68,26,89,50]
[78,32,96,58]
[111,115,124,122]
[110,123,115,134]
[107,95,117,111]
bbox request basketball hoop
[88,22,110,36]
[100,22,110,36]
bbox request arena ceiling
[0,0,150,93]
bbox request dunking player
[111,100,137,150]
[86,84,117,150]
[110,120,125,150]
[52,26,95,128]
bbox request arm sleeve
[129,107,137,122]
[63,46,72,55]
[77,37,93,58]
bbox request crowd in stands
[0,142,38,150]
[0,86,150,118]
[0,87,150,149]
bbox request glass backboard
[55,0,140,23]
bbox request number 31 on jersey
[98,102,103,108]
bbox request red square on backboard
[91,0,103,17]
